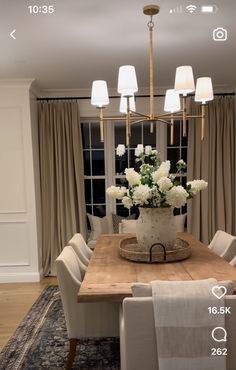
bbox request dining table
[77,232,236,303]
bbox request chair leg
[66,338,77,370]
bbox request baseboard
[0,271,41,283]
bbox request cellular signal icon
[169,5,182,14]
[186,4,197,13]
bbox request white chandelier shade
[117,65,138,96]
[164,89,181,113]
[174,66,195,95]
[119,94,136,114]
[91,80,109,107]
[195,77,214,104]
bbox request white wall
[0,80,42,282]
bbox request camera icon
[213,27,227,41]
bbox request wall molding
[0,271,41,283]
[0,262,29,267]
[0,220,27,223]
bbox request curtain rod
[37,92,235,101]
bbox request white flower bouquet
[107,144,207,209]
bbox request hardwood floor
[0,277,57,351]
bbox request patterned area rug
[0,286,120,370]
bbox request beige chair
[120,295,236,370]
[64,245,87,279]
[230,255,236,267]
[56,247,119,370]
[208,230,236,261]
[68,233,93,266]
[119,219,137,234]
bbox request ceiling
[0,0,235,93]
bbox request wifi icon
[186,4,197,13]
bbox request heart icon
[212,286,227,299]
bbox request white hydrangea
[132,184,151,206]
[125,168,141,186]
[145,145,152,155]
[157,177,173,192]
[177,159,186,166]
[165,185,188,208]
[122,196,133,209]
[116,144,125,157]
[106,185,127,200]
[187,179,208,195]
[152,160,171,182]
[135,144,144,157]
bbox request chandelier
[91,4,214,146]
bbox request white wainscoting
[0,106,27,213]
[0,80,42,282]
[0,221,29,266]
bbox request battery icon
[201,5,218,13]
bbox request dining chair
[230,255,236,267]
[64,245,87,279]
[56,247,119,370]
[208,230,236,261]
[68,233,93,266]
[120,295,236,370]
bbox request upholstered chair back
[120,295,236,370]
[56,246,82,338]
[68,233,93,262]
[230,255,236,267]
[208,230,236,261]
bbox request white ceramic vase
[136,207,177,251]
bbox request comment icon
[212,327,227,342]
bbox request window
[81,118,188,217]
[114,121,156,216]
[167,121,188,215]
[81,122,106,217]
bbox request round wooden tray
[119,236,191,263]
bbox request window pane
[167,148,180,173]
[91,123,104,149]
[129,149,136,168]
[83,150,91,176]
[130,124,142,147]
[93,204,106,217]
[143,121,156,146]
[115,151,128,175]
[116,178,128,187]
[92,179,105,203]
[181,147,188,165]
[115,121,126,146]
[130,206,139,218]
[116,205,129,217]
[92,150,105,175]
[81,123,90,149]
[85,179,91,203]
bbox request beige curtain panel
[187,96,236,244]
[38,100,86,275]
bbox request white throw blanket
[151,278,226,370]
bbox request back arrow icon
[10,29,16,40]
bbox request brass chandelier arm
[99,108,104,142]
[182,96,187,136]
[201,104,206,140]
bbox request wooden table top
[78,233,236,302]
